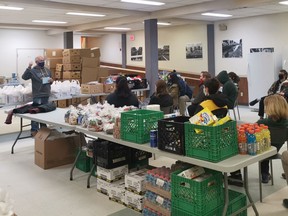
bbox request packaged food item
[189,107,217,126]
[177,166,205,179]
[213,115,231,126]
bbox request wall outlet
[240,92,243,97]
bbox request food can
[150,130,158,148]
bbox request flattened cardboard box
[81,67,99,83]
[81,57,100,68]
[34,128,80,169]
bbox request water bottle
[247,130,257,156]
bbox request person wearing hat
[106,76,139,108]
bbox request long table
[10,108,277,216]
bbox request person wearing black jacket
[193,78,228,118]
[106,76,139,108]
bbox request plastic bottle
[254,128,263,154]
[247,130,257,156]
[238,129,247,155]
[262,126,271,151]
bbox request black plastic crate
[158,116,190,155]
[128,148,152,163]
[92,139,129,169]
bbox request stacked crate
[54,63,63,80]
[44,49,63,79]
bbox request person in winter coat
[193,78,228,118]
[187,71,211,116]
[149,80,173,114]
[167,70,193,116]
[22,56,53,136]
[106,76,139,108]
[216,70,238,109]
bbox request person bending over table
[106,76,139,108]
[21,56,53,137]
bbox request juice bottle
[254,128,263,154]
[247,130,257,156]
[262,125,271,151]
[238,129,247,154]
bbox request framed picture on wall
[222,39,242,58]
[186,43,203,59]
[158,45,170,61]
[250,47,274,53]
[131,46,143,61]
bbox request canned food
[150,130,158,148]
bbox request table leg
[70,132,85,181]
[244,167,259,216]
[222,172,229,216]
[87,164,96,188]
[11,117,32,154]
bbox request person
[281,150,288,208]
[187,71,211,116]
[249,69,288,119]
[193,77,228,118]
[106,76,139,108]
[216,70,238,109]
[228,71,240,89]
[257,94,288,183]
[149,79,173,114]
[22,56,53,136]
[167,70,193,116]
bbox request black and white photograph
[250,47,274,53]
[131,46,143,61]
[186,43,203,59]
[158,45,170,61]
[222,39,242,58]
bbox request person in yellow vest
[193,77,228,118]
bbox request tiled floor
[0,106,287,215]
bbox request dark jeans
[261,142,284,175]
[31,96,49,132]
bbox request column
[64,32,73,49]
[122,34,127,68]
[207,24,215,76]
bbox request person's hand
[28,61,33,69]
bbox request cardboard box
[97,165,128,182]
[63,71,81,79]
[124,190,144,212]
[63,49,81,57]
[96,178,110,196]
[81,67,99,83]
[54,71,62,79]
[125,169,148,194]
[103,83,115,93]
[57,99,68,108]
[80,48,101,58]
[45,58,63,69]
[98,67,110,77]
[63,64,81,71]
[34,128,79,169]
[44,49,63,58]
[55,64,63,72]
[81,83,103,94]
[82,57,100,68]
[108,181,126,204]
[63,55,81,64]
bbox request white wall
[214,13,288,76]
[126,25,208,73]
[0,29,63,78]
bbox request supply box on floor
[34,128,80,169]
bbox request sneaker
[228,174,243,187]
[282,173,286,179]
[249,99,259,106]
[283,199,288,208]
[261,173,271,183]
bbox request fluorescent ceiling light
[202,12,232,17]
[279,1,288,5]
[66,12,105,17]
[32,20,67,24]
[121,0,165,6]
[0,6,23,10]
[104,27,131,30]
[157,22,171,26]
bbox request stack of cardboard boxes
[62,49,82,82]
[44,49,63,78]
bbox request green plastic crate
[172,205,220,216]
[171,168,224,216]
[223,189,247,216]
[184,120,238,162]
[120,109,164,144]
[76,150,93,173]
